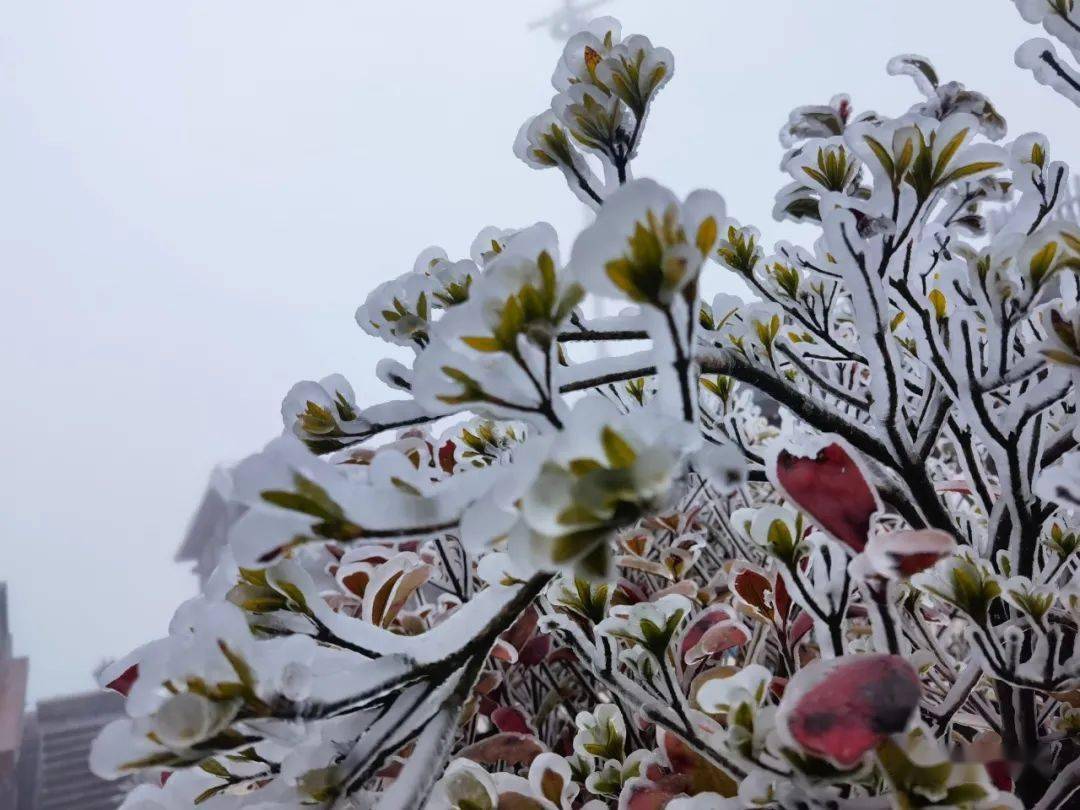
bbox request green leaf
[260,490,325,519]
[600,426,637,468]
[1029,241,1059,285]
[931,127,969,183]
[568,458,604,476]
[273,580,312,616]
[200,758,231,779]
[875,737,952,797]
[938,161,1002,186]
[696,216,718,255]
[1060,231,1080,255]
[239,568,268,588]
[863,136,894,179]
[194,785,228,805]
[557,503,601,526]
[928,289,948,321]
[1031,141,1047,169]
[390,476,422,496]
[217,641,257,697]
[461,335,503,352]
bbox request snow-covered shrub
[93,8,1080,809]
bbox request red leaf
[775,442,879,553]
[612,578,649,606]
[782,654,920,767]
[659,727,738,796]
[478,695,498,717]
[696,622,749,658]
[106,664,138,697]
[731,567,772,617]
[861,529,955,579]
[475,671,502,695]
[789,612,814,645]
[622,781,682,810]
[492,705,533,735]
[680,605,731,657]
[518,634,551,667]
[376,759,404,779]
[438,440,457,474]
[768,677,788,700]
[680,606,748,665]
[985,760,1013,793]
[458,732,545,766]
[502,606,539,653]
[894,552,946,577]
[547,648,577,665]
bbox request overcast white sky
[2,0,1077,702]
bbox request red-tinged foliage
[458,732,545,767]
[731,567,772,619]
[106,664,138,697]
[788,611,814,645]
[680,605,748,665]
[775,442,879,553]
[656,727,738,797]
[986,760,1014,793]
[862,528,955,579]
[502,606,540,653]
[621,780,684,810]
[492,705,534,735]
[783,654,921,767]
[518,634,552,666]
[613,578,649,606]
[438,440,456,474]
[546,648,577,665]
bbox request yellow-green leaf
[461,335,503,353]
[600,426,637,469]
[928,289,948,321]
[696,216,718,256]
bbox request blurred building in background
[18,691,128,810]
[1,583,29,808]
[175,465,241,590]
[0,583,127,809]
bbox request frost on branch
[1013,0,1080,108]
[94,9,1080,810]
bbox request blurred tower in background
[0,583,127,809]
[0,583,29,808]
[175,465,243,590]
[18,691,127,810]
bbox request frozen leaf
[855,529,956,580]
[773,441,879,553]
[459,733,545,767]
[657,726,739,797]
[780,654,921,767]
[104,664,139,697]
[680,605,750,665]
[491,706,535,736]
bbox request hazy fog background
[2,0,1076,701]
